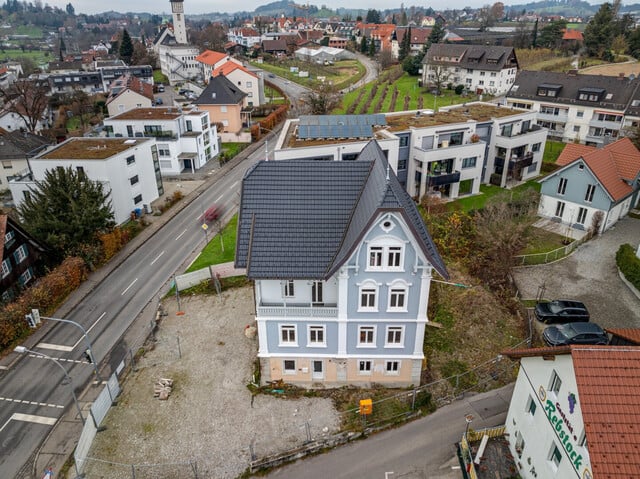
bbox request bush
[616,244,640,290]
[454,84,464,95]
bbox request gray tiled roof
[423,44,517,71]
[235,140,448,280]
[507,70,640,111]
[193,74,246,106]
[0,129,51,161]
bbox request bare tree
[378,48,395,70]
[303,83,342,114]
[428,65,452,94]
[0,79,50,133]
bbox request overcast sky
[46,0,608,16]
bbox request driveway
[512,217,640,329]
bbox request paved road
[0,139,274,478]
[266,384,514,479]
[513,217,640,330]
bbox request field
[254,58,365,90]
[0,48,52,64]
[336,68,471,115]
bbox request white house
[274,103,547,200]
[422,44,518,96]
[194,50,242,83]
[503,344,640,479]
[103,107,219,175]
[105,75,154,117]
[9,137,163,224]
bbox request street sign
[32,309,41,324]
[25,314,36,328]
[201,223,208,231]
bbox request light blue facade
[540,160,612,211]
[265,320,340,355]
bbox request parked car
[543,322,609,347]
[534,300,590,324]
[179,88,194,97]
[157,84,165,92]
[155,97,163,105]
[268,73,276,78]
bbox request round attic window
[381,219,395,233]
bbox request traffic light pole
[39,313,101,382]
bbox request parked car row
[536,299,609,347]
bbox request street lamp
[14,346,85,424]
[464,414,474,439]
[31,311,101,382]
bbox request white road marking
[0,412,59,433]
[175,229,187,240]
[12,413,57,425]
[215,194,223,202]
[229,181,238,190]
[35,343,73,352]
[150,250,165,265]
[0,365,7,370]
[121,278,138,296]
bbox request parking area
[513,216,640,331]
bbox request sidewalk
[7,135,275,479]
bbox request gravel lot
[83,286,340,479]
[512,216,640,330]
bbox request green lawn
[221,143,247,158]
[0,49,51,64]
[153,70,168,84]
[448,180,541,213]
[520,227,567,255]
[13,25,43,37]
[186,215,238,272]
[543,140,565,164]
[252,59,365,90]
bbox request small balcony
[257,303,338,318]
[428,170,461,187]
[508,152,534,170]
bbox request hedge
[616,244,640,290]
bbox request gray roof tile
[235,140,448,280]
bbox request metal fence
[250,339,527,473]
[514,233,590,266]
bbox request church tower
[170,0,187,44]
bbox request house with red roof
[211,61,263,107]
[195,50,242,82]
[537,137,640,233]
[502,344,640,479]
[105,75,154,117]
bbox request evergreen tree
[538,20,567,49]
[360,36,368,54]
[59,36,66,62]
[19,167,115,261]
[584,3,615,58]
[428,22,445,47]
[366,9,380,24]
[119,29,134,64]
[398,27,411,61]
[531,19,538,48]
[65,2,74,15]
[368,36,377,56]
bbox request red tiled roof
[608,328,640,345]
[572,346,640,478]
[563,29,584,41]
[555,137,640,201]
[212,61,256,79]
[0,214,6,264]
[195,50,228,66]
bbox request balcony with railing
[428,170,461,187]
[508,151,534,171]
[588,116,623,130]
[257,302,338,318]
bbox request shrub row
[346,89,366,115]
[616,244,640,290]
[252,104,289,140]
[373,83,389,113]
[0,257,88,350]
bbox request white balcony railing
[257,304,338,318]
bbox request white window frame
[526,395,537,417]
[548,443,562,470]
[387,280,409,312]
[576,207,587,225]
[384,360,400,375]
[385,325,404,347]
[358,360,372,375]
[357,325,376,348]
[557,177,567,195]
[19,268,32,285]
[1,258,11,278]
[283,280,295,298]
[555,201,565,218]
[14,244,28,264]
[366,239,405,272]
[358,280,378,312]
[585,184,596,202]
[283,359,296,374]
[279,324,297,347]
[307,325,326,347]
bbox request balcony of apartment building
[536,120,565,139]
[588,112,623,131]
[493,146,534,184]
[496,123,544,148]
[537,106,569,123]
[414,158,461,199]
[585,127,619,145]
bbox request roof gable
[193,75,246,106]
[235,140,448,280]
[195,50,228,66]
[212,62,257,79]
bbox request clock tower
[170,0,187,44]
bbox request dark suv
[543,322,608,347]
[534,300,590,324]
